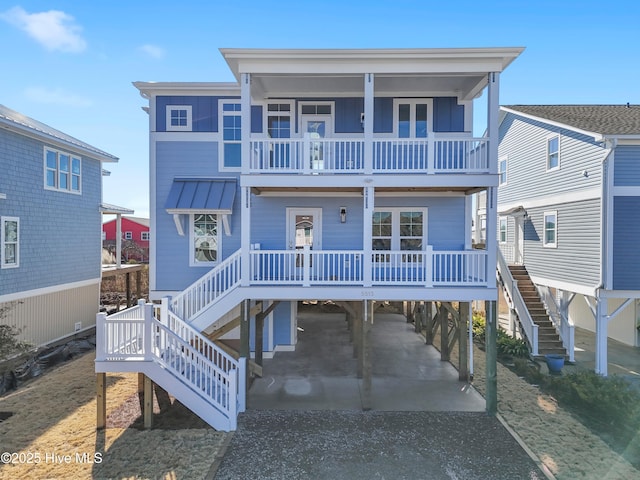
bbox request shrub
[472,313,529,359]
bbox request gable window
[499,217,507,243]
[191,214,219,265]
[547,135,560,170]
[166,105,192,131]
[1,217,19,268]
[499,156,508,185]
[141,231,150,241]
[124,231,132,240]
[220,101,242,170]
[45,148,81,193]
[372,209,426,251]
[543,211,557,248]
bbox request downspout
[599,138,616,293]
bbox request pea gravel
[213,410,545,480]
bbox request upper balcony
[249,135,489,175]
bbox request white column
[241,186,251,286]
[595,297,609,376]
[487,72,500,175]
[116,213,122,268]
[241,73,251,175]
[364,73,374,174]
[363,186,374,286]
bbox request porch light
[340,207,347,223]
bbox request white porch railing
[96,299,243,430]
[170,250,242,322]
[249,137,488,174]
[250,247,488,287]
[496,248,539,356]
[538,285,575,362]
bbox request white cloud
[1,6,87,53]
[139,44,165,59]
[24,86,92,107]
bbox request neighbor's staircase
[506,265,567,357]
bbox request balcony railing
[249,136,489,174]
[249,246,489,287]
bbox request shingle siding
[0,129,102,296]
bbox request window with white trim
[547,135,560,170]
[372,209,426,251]
[394,99,432,138]
[124,231,132,240]
[499,217,507,243]
[499,156,508,185]
[166,105,192,131]
[543,211,557,248]
[1,216,19,268]
[141,231,150,241]
[45,148,81,193]
[220,101,242,170]
[191,214,219,266]
[267,102,293,139]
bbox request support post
[96,373,106,429]
[137,372,144,393]
[595,297,609,376]
[136,269,142,301]
[440,303,450,361]
[362,300,373,411]
[485,300,497,416]
[255,310,265,367]
[459,302,470,381]
[240,299,251,387]
[353,302,363,375]
[143,375,154,429]
[126,272,131,307]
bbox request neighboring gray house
[0,104,118,347]
[496,104,640,375]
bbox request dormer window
[166,105,192,131]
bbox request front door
[287,208,322,270]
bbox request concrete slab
[248,309,485,412]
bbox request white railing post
[95,312,107,362]
[427,139,434,174]
[237,357,247,413]
[228,367,238,429]
[142,300,153,360]
[303,133,311,175]
[425,245,433,287]
[303,245,311,287]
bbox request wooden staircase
[507,265,567,357]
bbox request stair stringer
[138,361,237,431]
[189,286,248,332]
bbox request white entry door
[287,208,322,271]
[302,116,331,170]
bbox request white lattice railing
[249,136,488,174]
[496,248,539,355]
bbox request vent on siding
[74,322,82,332]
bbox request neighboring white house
[496,104,640,375]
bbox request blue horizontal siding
[154,141,240,292]
[433,97,465,132]
[613,146,640,186]
[613,196,640,290]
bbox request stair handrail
[496,247,539,356]
[170,249,242,322]
[537,285,575,362]
[150,315,239,418]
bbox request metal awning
[165,178,236,214]
[100,202,134,215]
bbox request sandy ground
[1,321,639,479]
[0,352,226,480]
[446,338,639,480]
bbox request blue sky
[2,1,639,218]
